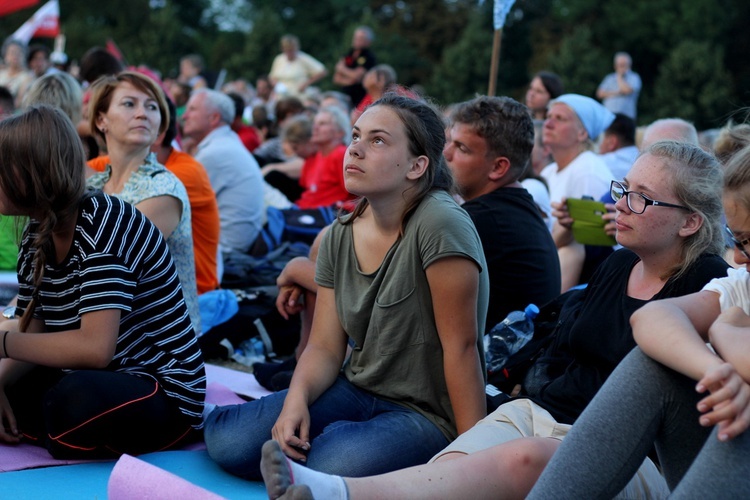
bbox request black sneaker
[270,370,295,391]
[252,357,297,390]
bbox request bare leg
[261,438,559,500]
[345,438,558,499]
[432,451,466,462]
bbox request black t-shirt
[463,187,561,331]
[340,47,377,107]
[525,249,729,424]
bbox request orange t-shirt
[88,153,220,294]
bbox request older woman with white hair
[542,94,616,291]
[295,105,354,209]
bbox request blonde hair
[724,145,750,215]
[714,123,750,165]
[22,72,83,124]
[281,114,312,144]
[645,141,724,279]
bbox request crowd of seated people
[0,32,749,498]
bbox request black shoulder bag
[486,287,586,411]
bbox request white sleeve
[702,267,750,313]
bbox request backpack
[221,241,311,289]
[198,286,301,361]
[486,287,586,411]
[249,206,337,257]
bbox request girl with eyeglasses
[257,144,729,498]
[528,143,750,497]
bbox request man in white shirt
[182,89,265,254]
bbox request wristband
[2,331,7,358]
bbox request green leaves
[0,0,744,129]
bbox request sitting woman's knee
[499,437,560,483]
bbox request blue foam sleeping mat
[0,449,267,499]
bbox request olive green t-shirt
[316,190,489,440]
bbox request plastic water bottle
[485,304,540,373]
[231,337,266,366]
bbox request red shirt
[234,124,261,152]
[296,144,354,209]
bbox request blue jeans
[204,376,450,479]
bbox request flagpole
[488,0,515,97]
[488,28,502,97]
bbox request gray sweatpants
[528,347,750,499]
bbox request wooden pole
[488,28,503,96]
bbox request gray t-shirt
[316,190,489,440]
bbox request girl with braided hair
[0,105,205,459]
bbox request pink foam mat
[108,454,225,499]
[0,365,269,473]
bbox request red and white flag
[10,0,59,44]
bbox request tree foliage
[547,26,607,98]
[0,0,746,129]
[0,0,214,77]
[428,1,530,105]
[429,6,494,105]
[649,41,733,128]
[536,0,740,127]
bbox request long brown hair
[0,105,87,330]
[341,93,454,234]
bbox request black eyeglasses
[724,225,750,260]
[610,180,690,215]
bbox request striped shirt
[16,192,205,428]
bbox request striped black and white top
[16,192,205,428]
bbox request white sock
[288,458,349,500]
